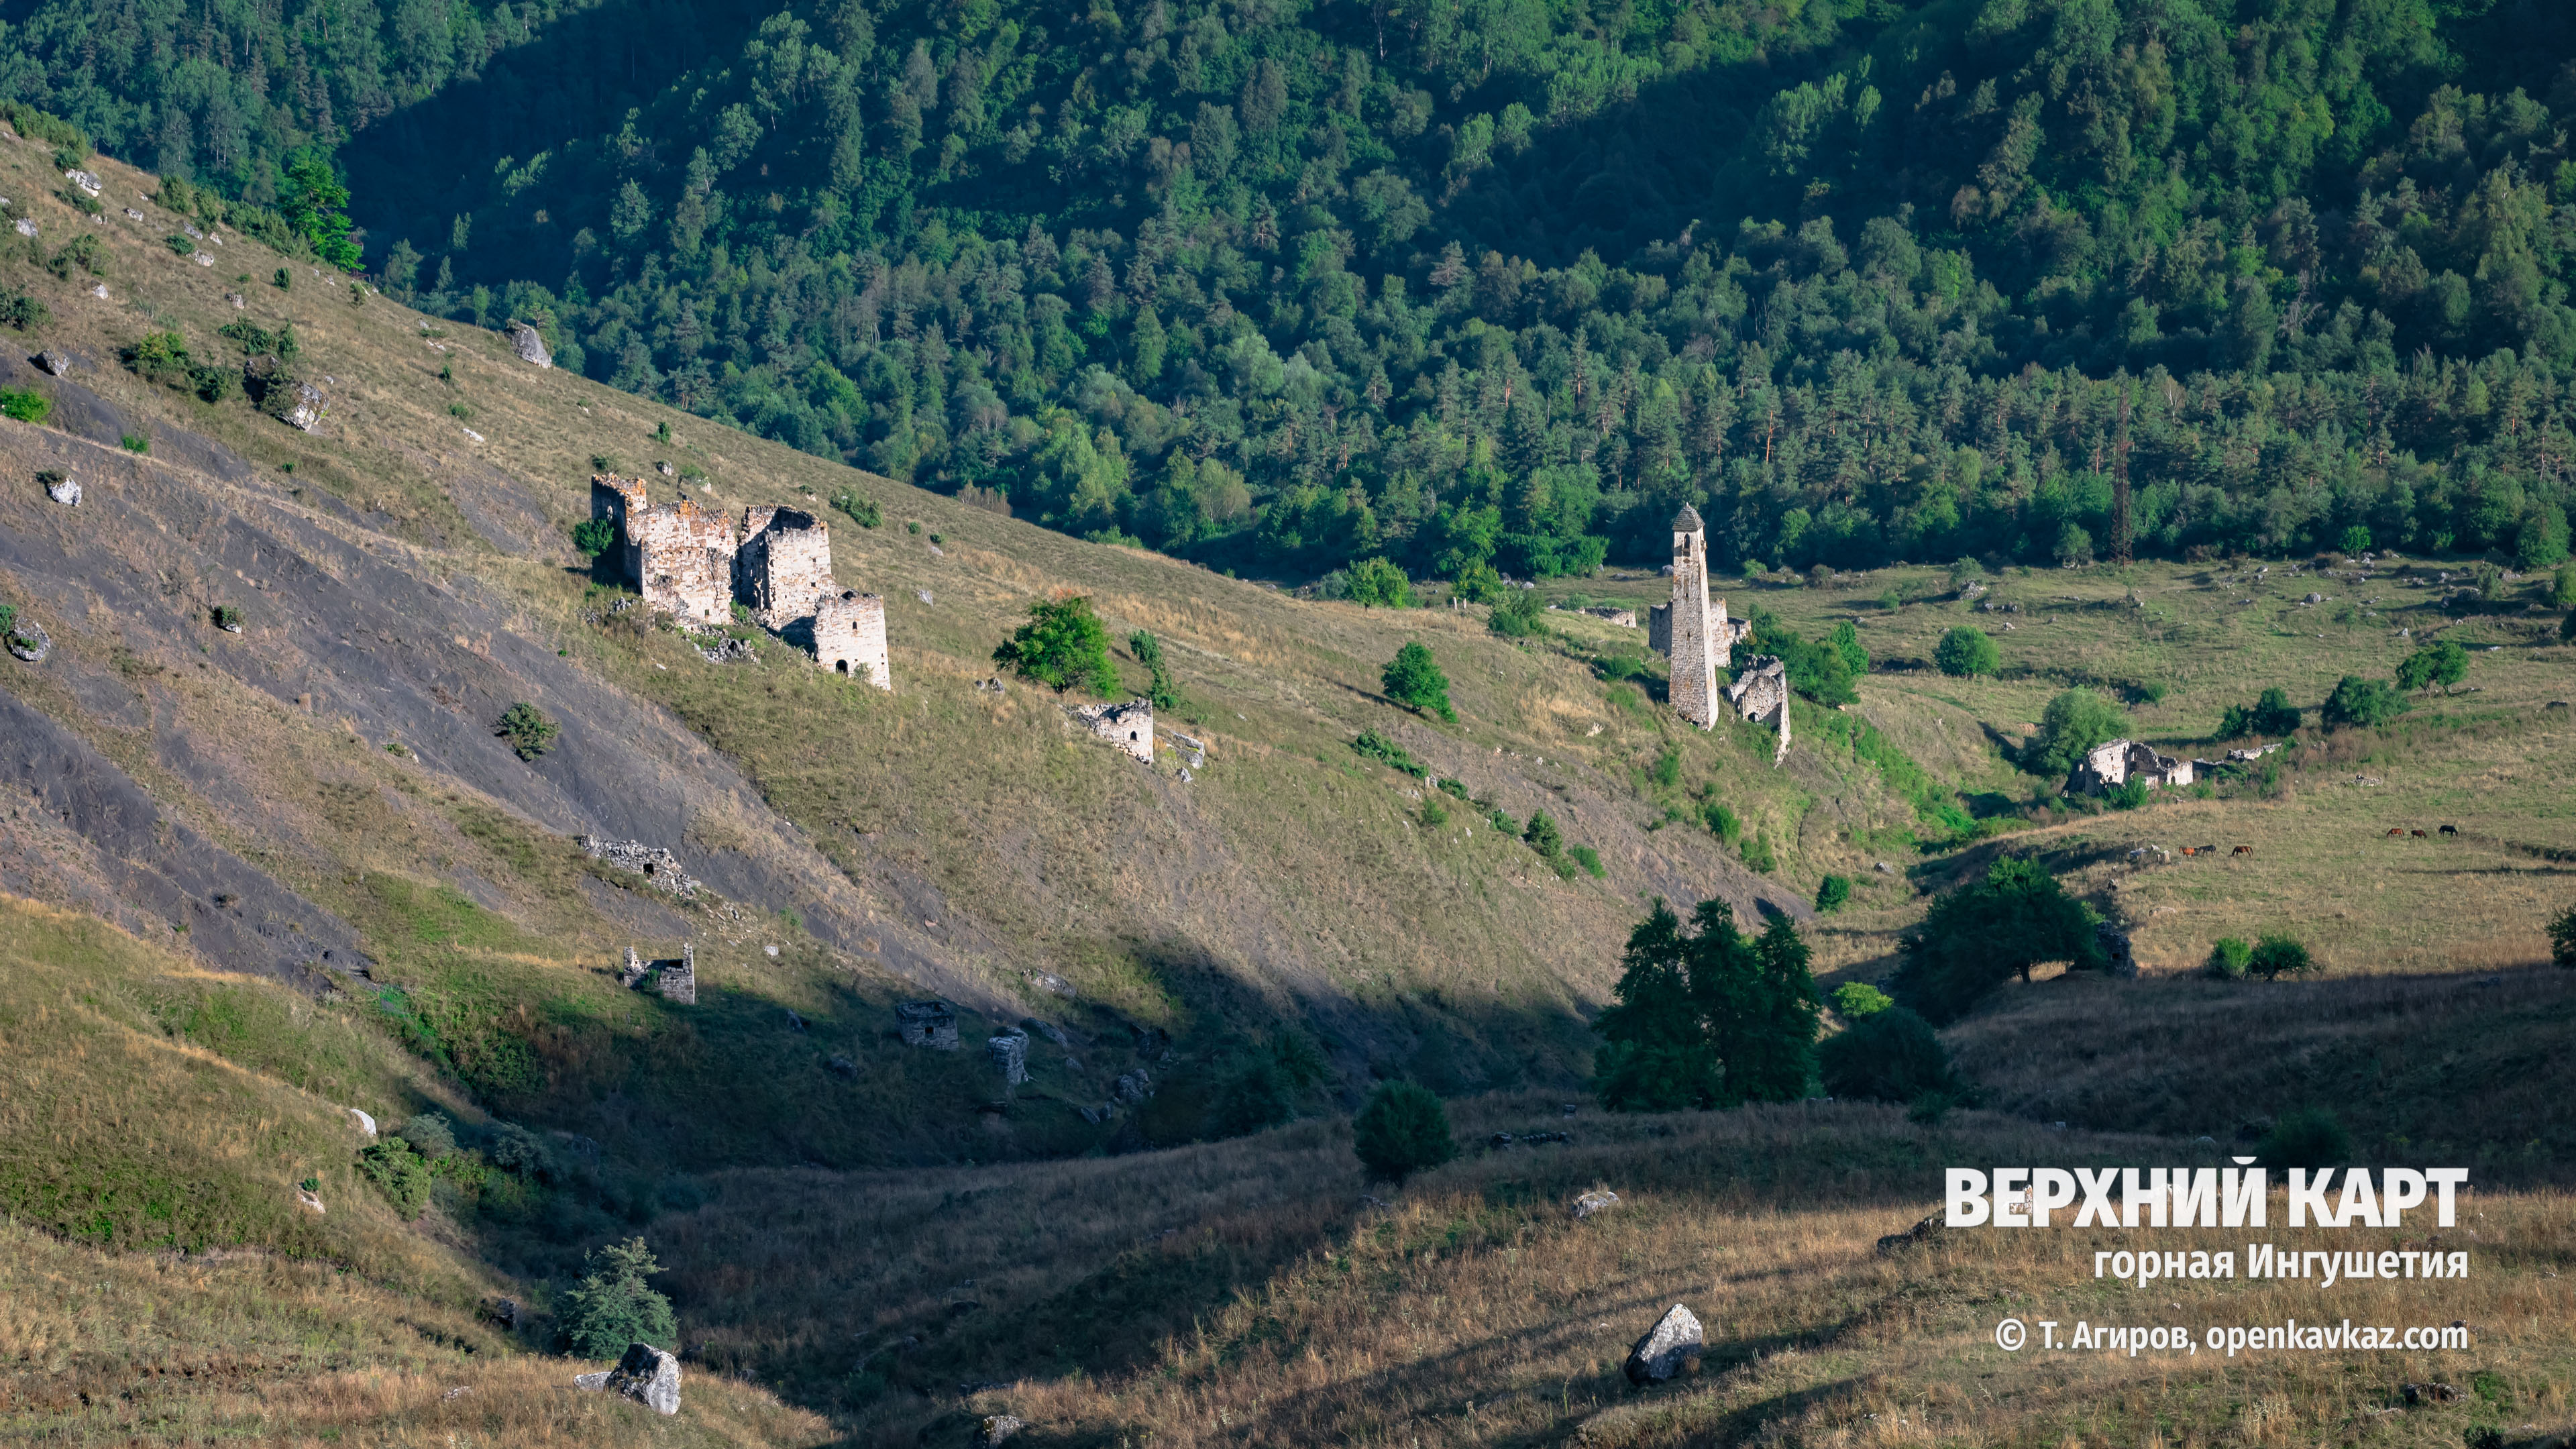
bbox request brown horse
[2231,845,2253,857]
[2411,829,2428,839]
[2385,828,2404,838]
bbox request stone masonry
[1725,655,1793,765]
[896,1000,960,1049]
[592,475,737,624]
[2071,739,2194,794]
[814,590,892,688]
[1666,505,1718,728]
[737,506,835,627]
[1076,700,1155,763]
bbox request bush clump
[1933,625,2000,678]
[1831,981,1893,1018]
[2247,933,2314,979]
[1351,1081,1455,1181]
[2206,936,2253,978]
[1351,729,1427,777]
[1381,641,1456,722]
[1815,873,1851,912]
[570,517,617,559]
[2549,903,2576,968]
[1818,1005,1966,1106]
[356,1136,432,1218]
[493,702,558,761]
[994,595,1120,695]
[559,1237,678,1358]
[2255,1107,2351,1171]
[2321,674,2408,729]
[0,387,50,424]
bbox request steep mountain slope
[0,129,1902,1167]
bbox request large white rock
[1623,1303,1703,1383]
[574,1342,680,1414]
[505,322,553,368]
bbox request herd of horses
[2139,825,2459,862]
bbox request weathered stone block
[1623,1304,1703,1383]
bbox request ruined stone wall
[815,590,891,688]
[1077,700,1155,763]
[592,475,649,582]
[739,508,835,626]
[1668,509,1718,729]
[1725,656,1792,765]
[629,499,737,623]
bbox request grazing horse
[2386,827,2405,838]
[2411,828,2428,839]
[2231,845,2253,857]
[2440,824,2459,836]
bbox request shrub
[1487,588,1546,637]
[356,1136,432,1218]
[2321,674,2407,729]
[993,596,1120,695]
[2550,904,2576,968]
[2255,1107,2351,1171]
[1351,729,1427,777]
[1933,625,2000,678]
[1420,796,1448,826]
[1815,873,1851,912]
[1740,830,1776,873]
[0,289,49,330]
[164,232,198,257]
[1211,1059,1297,1137]
[1345,556,1413,608]
[2394,639,2469,694]
[2104,777,2149,810]
[558,1238,678,1358]
[1522,809,1564,857]
[1351,1082,1455,1181]
[2340,525,2372,554]
[0,387,50,424]
[2218,686,2303,739]
[2247,933,2314,979]
[2028,688,2131,776]
[2554,563,2576,608]
[1569,844,1605,877]
[570,518,618,559]
[1831,982,1893,1018]
[400,1112,458,1158]
[1828,619,1868,676]
[1381,641,1456,721]
[2206,937,2253,978]
[1650,745,1681,790]
[1893,858,2102,1024]
[1595,898,1819,1111]
[272,266,292,290]
[1819,1006,1960,1104]
[494,702,558,761]
[1129,629,1180,710]
[1435,777,1468,800]
[1702,800,1740,845]
[211,605,243,631]
[830,490,881,528]
[120,434,150,454]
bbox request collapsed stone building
[1648,506,1754,727]
[1077,699,1155,763]
[591,475,890,685]
[2071,739,2194,794]
[896,1000,960,1049]
[1725,655,1793,763]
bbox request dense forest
[9,0,2576,581]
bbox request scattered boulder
[917,589,936,604]
[224,291,246,309]
[1876,1214,1945,1255]
[978,1414,1027,1445]
[2399,1383,2460,1406]
[12,219,34,237]
[574,1342,681,1415]
[824,1054,857,1078]
[1572,1189,1619,1220]
[1029,971,1073,997]
[347,1108,377,1137]
[2304,592,2325,604]
[43,474,78,506]
[1114,1067,1152,1104]
[31,351,70,376]
[657,460,676,476]
[486,1297,519,1329]
[1623,1304,1704,1383]
[121,207,144,222]
[294,1187,325,1214]
[974,676,1006,693]
[1020,1018,1069,1047]
[504,321,553,368]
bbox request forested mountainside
[9,0,2576,580]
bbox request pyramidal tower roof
[1673,504,1705,532]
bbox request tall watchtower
[1668,504,1718,729]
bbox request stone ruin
[896,1000,960,1050]
[1648,506,1753,727]
[1725,656,1792,764]
[814,590,891,690]
[590,475,889,684]
[987,1028,1029,1086]
[738,506,835,627]
[505,321,553,368]
[580,835,702,897]
[2071,739,2194,794]
[616,943,696,1003]
[1076,700,1155,763]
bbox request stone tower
[1668,504,1718,729]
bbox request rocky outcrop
[1623,1304,1703,1383]
[574,1342,680,1414]
[43,474,78,506]
[504,322,553,368]
[988,1030,1028,1085]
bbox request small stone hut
[896,1000,959,1050]
[2070,739,2194,794]
[1725,656,1793,764]
[1076,700,1155,763]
